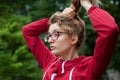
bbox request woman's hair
[49,0,101,49]
[49,12,85,49]
[71,0,102,8]
[49,0,83,50]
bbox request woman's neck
[60,47,79,61]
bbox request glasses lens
[44,35,49,42]
[44,31,64,42]
[52,32,60,40]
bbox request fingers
[80,0,92,6]
[62,7,74,14]
[62,7,76,18]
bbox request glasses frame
[44,31,68,42]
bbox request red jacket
[22,6,119,80]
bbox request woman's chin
[51,50,60,56]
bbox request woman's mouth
[50,46,56,50]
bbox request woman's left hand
[62,7,76,18]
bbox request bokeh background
[0,0,120,80]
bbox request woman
[22,0,119,80]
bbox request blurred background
[0,0,120,80]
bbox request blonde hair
[49,12,85,49]
[49,0,102,49]
[49,0,85,49]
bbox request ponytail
[71,0,81,12]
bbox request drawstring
[61,60,67,73]
[42,58,75,80]
[51,73,57,80]
[69,67,75,80]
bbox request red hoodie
[22,6,119,80]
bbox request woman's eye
[54,33,58,36]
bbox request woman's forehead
[48,23,64,34]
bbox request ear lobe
[71,34,78,45]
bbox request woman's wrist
[80,0,93,11]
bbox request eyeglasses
[44,31,68,42]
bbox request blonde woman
[22,0,119,80]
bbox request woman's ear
[71,34,78,45]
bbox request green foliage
[0,13,43,80]
[0,0,120,80]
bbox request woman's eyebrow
[54,29,62,31]
[48,29,62,34]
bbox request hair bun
[71,0,81,12]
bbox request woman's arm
[88,6,118,78]
[22,18,57,71]
[81,0,119,78]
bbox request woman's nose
[48,37,54,43]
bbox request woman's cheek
[52,43,64,55]
[51,36,72,55]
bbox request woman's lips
[50,46,56,50]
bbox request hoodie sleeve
[22,18,57,71]
[87,6,119,78]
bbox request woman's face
[48,23,73,56]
